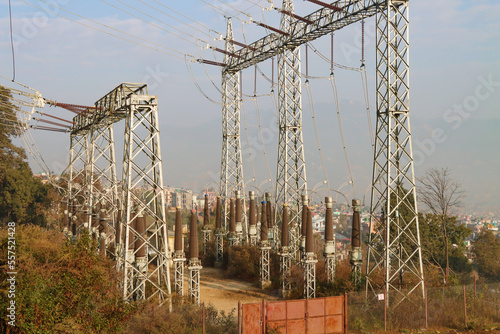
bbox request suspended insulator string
[38,112,73,124]
[330,32,334,73]
[305,44,309,79]
[330,74,356,198]
[361,20,365,65]
[304,81,330,191]
[35,118,70,129]
[361,67,374,148]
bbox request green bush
[0,225,136,333]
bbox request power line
[104,0,208,47]
[18,0,197,61]
[150,0,222,37]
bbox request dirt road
[198,267,278,314]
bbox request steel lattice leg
[325,255,335,283]
[260,244,271,289]
[280,248,291,298]
[68,133,88,235]
[88,124,119,256]
[188,259,202,305]
[120,87,171,304]
[303,253,317,299]
[365,0,425,306]
[202,229,211,254]
[173,255,185,296]
[220,18,246,232]
[275,0,308,259]
[215,230,224,268]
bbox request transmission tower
[220,18,245,232]
[69,83,172,304]
[365,0,425,305]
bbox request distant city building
[164,187,194,209]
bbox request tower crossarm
[71,83,150,135]
[224,0,384,72]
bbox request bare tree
[418,168,464,284]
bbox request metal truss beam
[224,0,384,73]
[366,0,425,306]
[220,18,246,232]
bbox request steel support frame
[188,260,202,305]
[88,123,119,254]
[220,18,246,233]
[120,88,171,303]
[202,228,211,254]
[173,255,185,296]
[303,253,317,299]
[325,255,336,283]
[365,0,425,305]
[260,243,271,287]
[215,229,224,265]
[68,132,89,233]
[274,0,307,259]
[279,248,292,298]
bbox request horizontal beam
[224,0,385,73]
[70,83,150,135]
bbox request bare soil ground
[198,267,278,314]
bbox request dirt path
[198,267,279,314]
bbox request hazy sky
[1,0,499,213]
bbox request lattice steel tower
[275,0,308,258]
[366,0,425,305]
[68,83,172,304]
[220,18,245,232]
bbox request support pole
[260,201,271,289]
[188,210,202,305]
[215,196,224,268]
[300,194,309,260]
[202,194,211,254]
[279,203,291,298]
[303,207,317,299]
[248,191,258,246]
[324,196,336,283]
[350,199,362,287]
[173,207,185,296]
[228,197,237,247]
[235,191,243,243]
